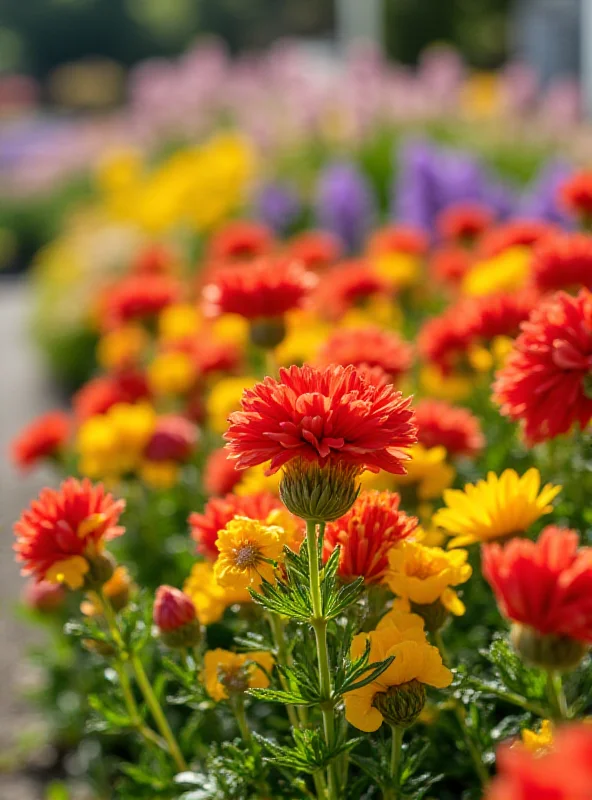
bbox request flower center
[232,541,261,569]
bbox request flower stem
[267,613,304,730]
[546,671,568,721]
[130,653,187,773]
[452,702,489,787]
[232,694,252,746]
[389,725,403,799]
[433,629,449,666]
[306,519,337,799]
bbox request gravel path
[0,278,61,799]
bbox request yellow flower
[462,247,530,296]
[433,468,562,548]
[264,508,305,554]
[81,566,134,616]
[376,608,426,638]
[372,252,421,288]
[386,541,472,616]
[214,516,286,591]
[395,445,456,500]
[519,720,554,754]
[139,460,180,490]
[148,351,196,396]
[183,562,251,625]
[344,625,452,732]
[419,364,474,401]
[276,311,330,366]
[97,325,148,371]
[202,648,274,702]
[158,304,201,342]
[206,376,257,435]
[211,314,250,346]
[235,464,281,497]
[461,71,501,119]
[95,148,143,194]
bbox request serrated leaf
[248,687,315,706]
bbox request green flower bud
[410,599,449,633]
[372,679,426,728]
[279,459,360,523]
[84,552,116,590]
[250,317,287,350]
[511,623,589,671]
[160,618,202,650]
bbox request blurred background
[0,1,587,798]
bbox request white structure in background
[512,0,579,85]
[335,0,383,50]
[582,0,592,117]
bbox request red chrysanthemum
[436,201,494,244]
[417,306,473,372]
[316,326,413,383]
[465,290,537,343]
[367,225,428,257]
[203,448,247,496]
[225,364,417,475]
[531,232,592,293]
[559,171,592,221]
[14,478,125,588]
[429,247,473,287]
[11,411,70,471]
[323,490,418,583]
[203,258,317,320]
[493,289,592,443]
[287,230,342,271]
[479,220,554,259]
[313,260,388,320]
[482,525,592,643]
[414,399,484,458]
[144,415,198,462]
[73,372,150,421]
[207,221,275,264]
[189,492,285,560]
[103,274,181,328]
[166,336,242,378]
[487,724,592,800]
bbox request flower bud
[154,585,201,649]
[85,552,116,590]
[511,624,589,671]
[410,599,449,633]
[82,638,116,657]
[372,679,427,728]
[23,580,66,614]
[249,316,286,350]
[144,415,199,462]
[280,459,360,522]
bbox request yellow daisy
[202,649,274,702]
[433,468,561,548]
[214,516,286,592]
[519,720,554,754]
[395,444,456,500]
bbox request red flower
[11,411,70,471]
[531,232,592,293]
[104,274,181,327]
[14,478,125,588]
[144,415,198,462]
[317,326,413,383]
[323,491,418,583]
[367,225,428,256]
[418,305,473,372]
[203,258,317,320]
[132,243,175,275]
[287,230,342,271]
[207,221,275,264]
[560,171,592,221]
[73,372,150,421]
[414,399,484,457]
[493,289,592,443]
[225,364,417,475]
[203,448,247,496]
[154,585,196,632]
[482,526,592,643]
[487,724,592,800]
[23,579,66,613]
[465,290,537,342]
[436,202,493,244]
[429,247,472,287]
[479,220,554,258]
[314,261,388,320]
[189,492,284,560]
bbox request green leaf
[254,729,360,775]
[248,687,315,706]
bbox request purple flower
[315,162,375,253]
[256,181,301,235]
[519,160,574,226]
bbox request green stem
[452,702,489,787]
[130,654,187,773]
[306,519,337,799]
[389,725,403,799]
[468,679,548,718]
[232,694,252,746]
[546,671,568,721]
[267,613,304,730]
[114,661,167,752]
[433,629,449,666]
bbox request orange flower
[11,411,70,471]
[323,491,418,583]
[14,478,125,589]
